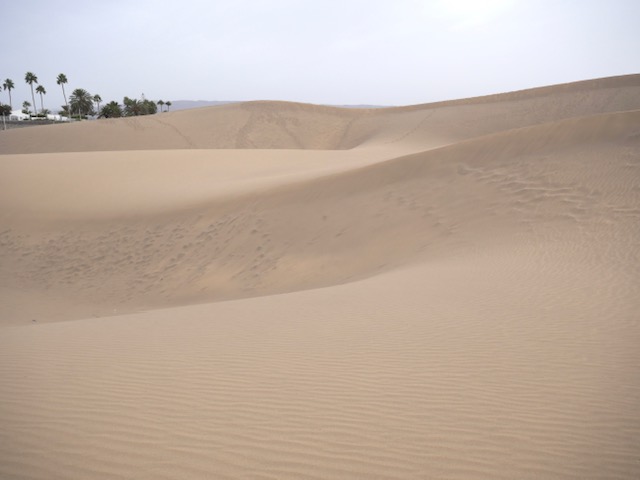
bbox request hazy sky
[3,0,638,110]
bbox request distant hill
[168,100,388,111]
[167,100,239,111]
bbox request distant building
[5,110,69,122]
[46,113,68,122]
[9,110,30,121]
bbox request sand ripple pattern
[1,75,640,479]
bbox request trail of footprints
[1,205,285,310]
[1,181,456,312]
[458,156,620,223]
[4,147,636,314]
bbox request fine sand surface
[1,74,639,479]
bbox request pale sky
[3,0,639,110]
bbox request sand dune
[2,74,639,154]
[1,75,639,479]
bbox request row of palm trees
[2,72,89,117]
[2,72,172,118]
[157,100,172,112]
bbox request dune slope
[1,76,639,479]
[2,109,639,323]
[1,74,639,154]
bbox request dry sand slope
[1,75,639,479]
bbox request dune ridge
[1,75,639,479]
[1,73,639,154]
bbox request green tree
[123,96,141,116]
[157,99,165,112]
[166,101,172,111]
[69,88,94,118]
[22,101,31,115]
[123,96,158,116]
[25,72,38,115]
[99,101,123,118]
[141,98,157,115]
[2,78,14,109]
[35,85,47,114]
[93,94,102,114]
[57,73,69,116]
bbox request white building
[46,113,69,122]
[8,110,30,121]
[5,110,69,122]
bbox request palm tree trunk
[61,85,68,117]
[40,94,44,113]
[30,85,37,115]
[8,90,12,110]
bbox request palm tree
[166,101,172,111]
[25,72,38,116]
[2,78,14,109]
[57,73,69,116]
[157,99,165,112]
[22,101,32,115]
[69,88,94,118]
[93,94,102,114]
[123,96,142,116]
[99,101,123,118]
[35,85,46,114]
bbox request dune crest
[1,76,639,479]
[1,73,639,154]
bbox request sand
[1,74,639,479]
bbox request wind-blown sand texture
[1,74,640,479]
